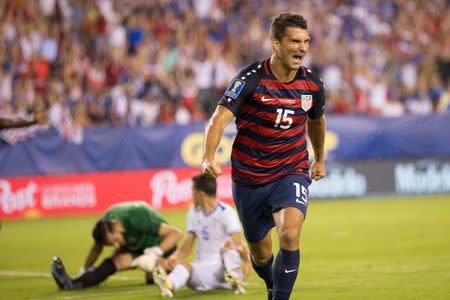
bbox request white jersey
[186,201,241,262]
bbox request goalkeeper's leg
[72,253,132,288]
[71,258,117,288]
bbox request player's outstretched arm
[133,224,183,272]
[307,115,327,180]
[220,232,252,278]
[157,224,183,253]
[202,105,234,178]
[83,243,103,270]
[227,233,251,279]
[164,232,196,270]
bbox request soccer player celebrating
[202,12,327,300]
[50,201,182,290]
[152,174,250,297]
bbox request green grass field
[1,195,450,300]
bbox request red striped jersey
[218,58,326,186]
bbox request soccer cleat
[51,256,74,290]
[224,269,246,295]
[152,265,174,297]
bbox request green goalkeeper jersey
[102,201,166,251]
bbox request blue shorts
[232,174,311,244]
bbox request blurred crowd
[0,0,449,130]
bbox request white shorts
[188,260,230,291]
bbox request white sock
[222,249,242,277]
[168,264,190,291]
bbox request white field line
[30,289,150,300]
[54,289,148,300]
[0,269,258,285]
[2,269,259,300]
[0,270,142,281]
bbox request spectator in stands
[437,82,450,113]
[0,0,449,127]
[0,109,47,129]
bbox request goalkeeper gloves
[131,246,163,272]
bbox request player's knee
[112,253,133,270]
[250,251,272,266]
[279,228,300,249]
[180,261,193,274]
[222,247,239,257]
[249,237,273,265]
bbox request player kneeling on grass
[50,201,182,290]
[152,174,251,297]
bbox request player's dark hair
[192,174,217,197]
[270,12,308,41]
[92,219,114,245]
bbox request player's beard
[291,54,304,68]
[281,54,301,72]
[289,50,305,70]
[279,47,302,70]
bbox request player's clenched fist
[201,159,222,178]
[311,160,327,181]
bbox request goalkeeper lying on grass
[50,201,182,290]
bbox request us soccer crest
[301,94,313,111]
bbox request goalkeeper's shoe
[51,256,74,290]
[153,265,174,297]
[224,269,246,295]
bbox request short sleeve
[218,62,262,116]
[218,79,250,115]
[308,81,326,120]
[186,208,196,235]
[223,206,242,234]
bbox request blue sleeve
[308,78,326,120]
[218,62,261,116]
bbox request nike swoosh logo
[284,269,297,274]
[295,198,307,205]
[261,96,276,102]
